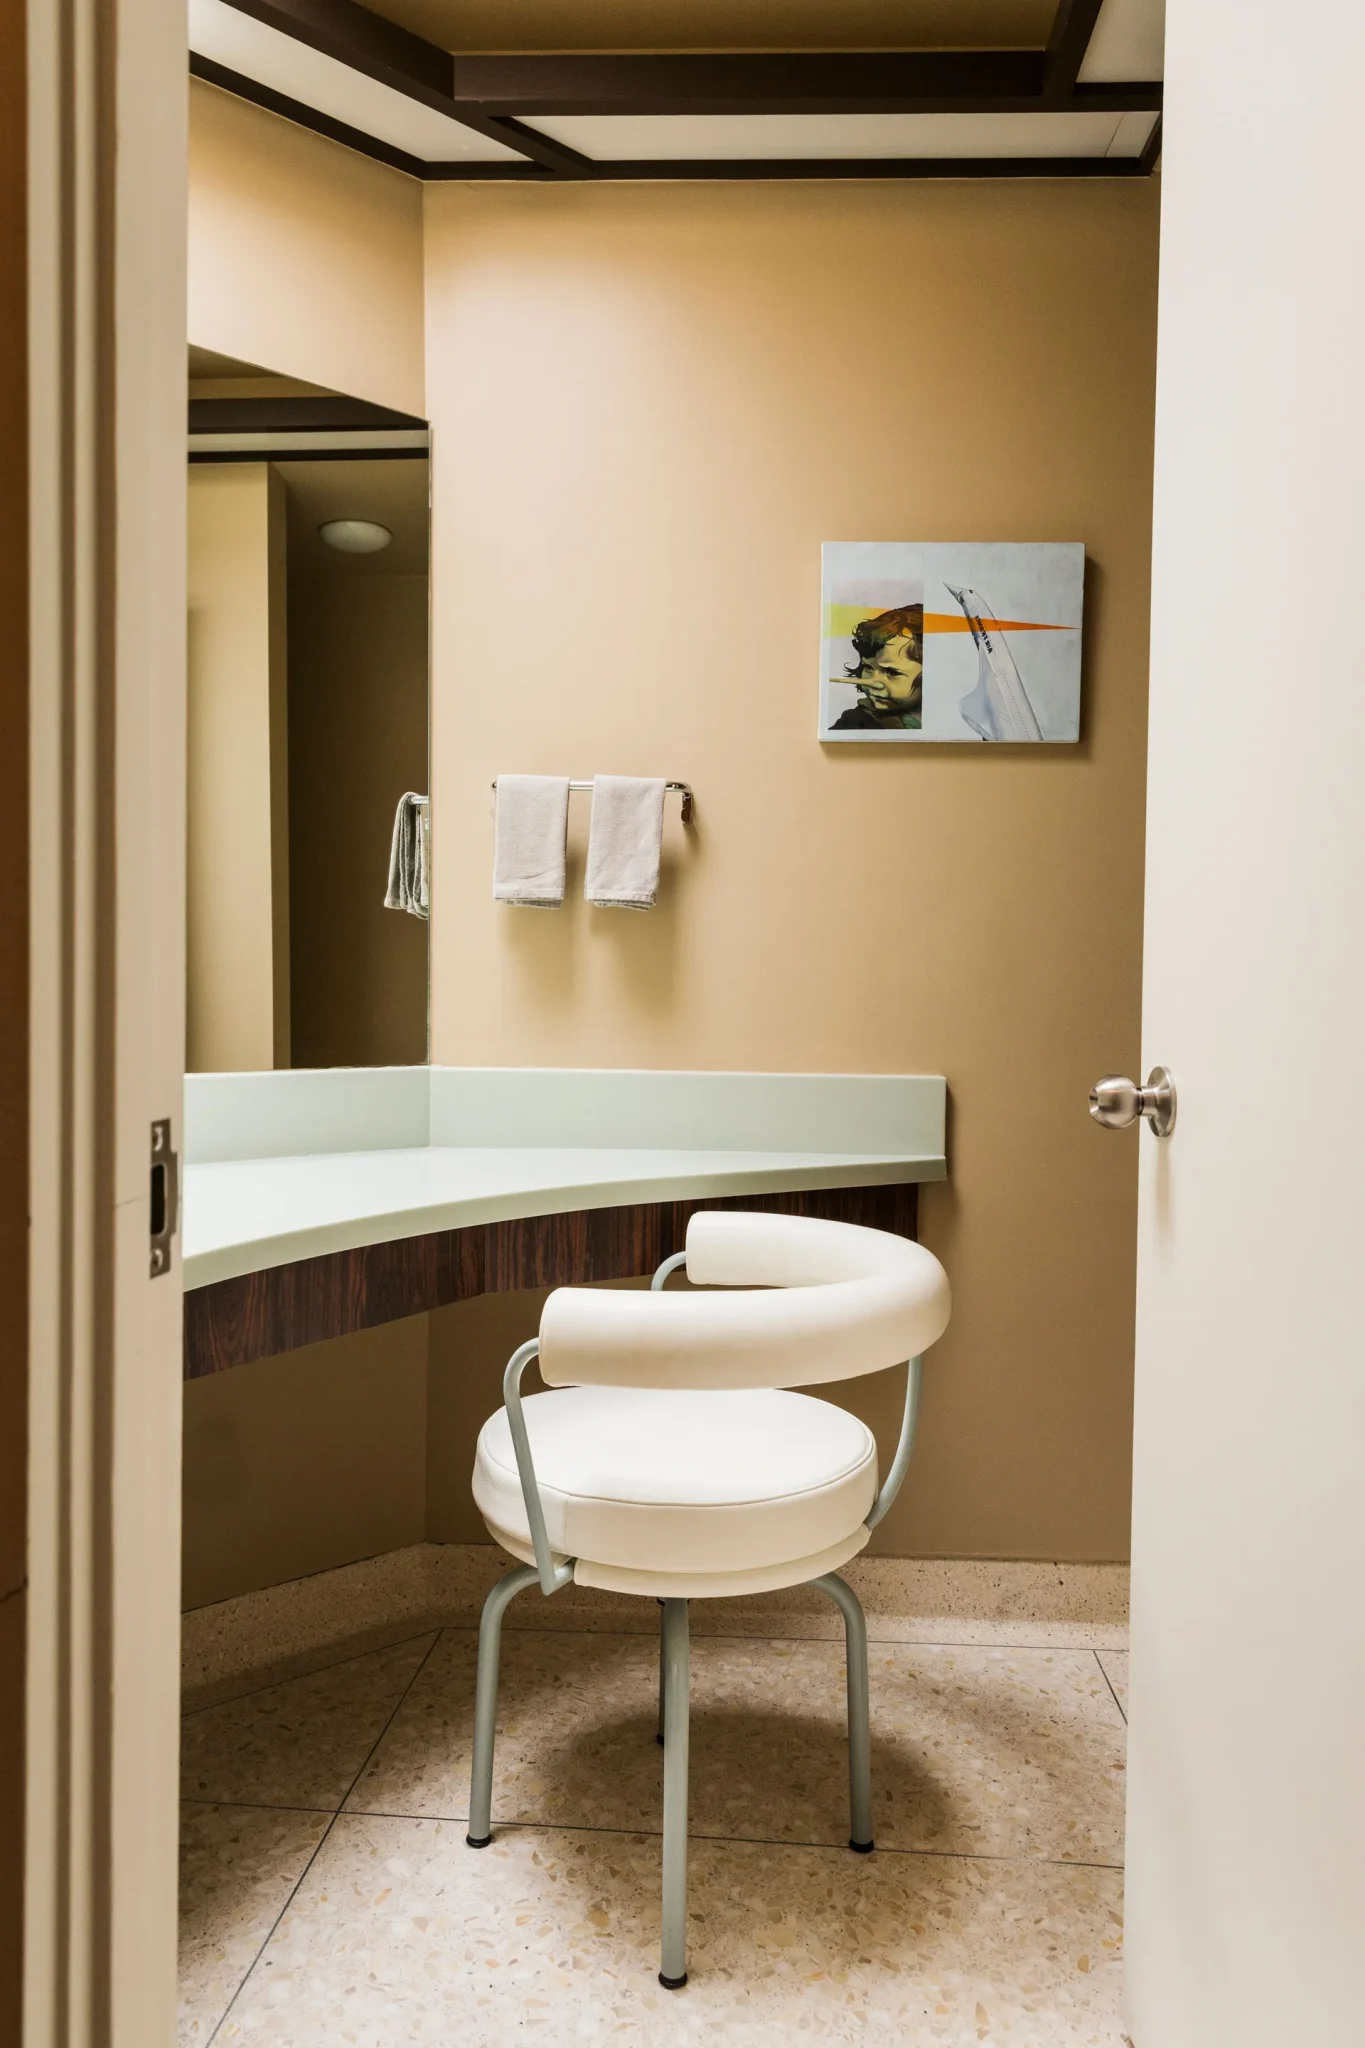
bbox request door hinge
[150,1117,179,1277]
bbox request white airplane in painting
[945,583,1045,742]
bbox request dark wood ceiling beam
[213,2,1161,120]
[426,155,1155,183]
[446,48,1160,116]
[189,396,429,431]
[203,0,1162,178]
[191,50,1158,184]
[486,119,597,177]
[454,48,1043,114]
[1043,0,1107,100]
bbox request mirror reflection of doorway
[186,349,430,1073]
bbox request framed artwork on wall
[819,541,1084,743]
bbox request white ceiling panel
[187,0,525,161]
[1106,110,1160,157]
[521,111,1142,162]
[1078,0,1165,82]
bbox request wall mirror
[186,347,430,1071]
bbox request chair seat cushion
[473,1385,878,1577]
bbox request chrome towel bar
[491,778,694,823]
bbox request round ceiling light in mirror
[319,518,393,554]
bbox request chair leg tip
[465,1833,492,1850]
[658,1971,688,1991]
[849,1838,874,1855]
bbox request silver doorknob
[1089,1066,1176,1137]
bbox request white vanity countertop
[181,1067,948,1290]
[183,1143,941,1289]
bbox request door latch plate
[150,1117,179,1277]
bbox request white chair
[466,1209,951,1988]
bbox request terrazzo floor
[179,1612,1131,2046]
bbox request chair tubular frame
[501,1338,575,1595]
[469,1244,931,1986]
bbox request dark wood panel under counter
[183,1181,920,1379]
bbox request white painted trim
[24,4,74,2030]
[25,5,108,2035]
[25,1,186,2040]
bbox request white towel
[493,775,570,907]
[384,792,429,920]
[584,775,666,909]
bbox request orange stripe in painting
[922,613,1072,633]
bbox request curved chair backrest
[537,1210,950,1391]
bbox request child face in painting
[856,634,924,718]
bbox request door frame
[24,1,187,2040]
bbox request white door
[1124,4,1365,2042]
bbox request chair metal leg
[810,1571,874,1852]
[656,1599,665,1744]
[658,1598,691,1989]
[466,1563,540,1848]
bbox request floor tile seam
[204,1808,344,2048]
[1093,1649,1129,1724]
[182,1627,441,1718]
[204,1630,447,2048]
[330,1805,1125,1873]
[435,1620,1129,1654]
[181,1795,340,1818]
[334,1628,448,1815]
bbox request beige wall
[182,1321,428,1610]
[288,572,429,1068]
[188,78,424,412]
[182,1288,616,1606]
[425,180,1159,1562]
[177,148,1157,1584]
[187,463,290,1071]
